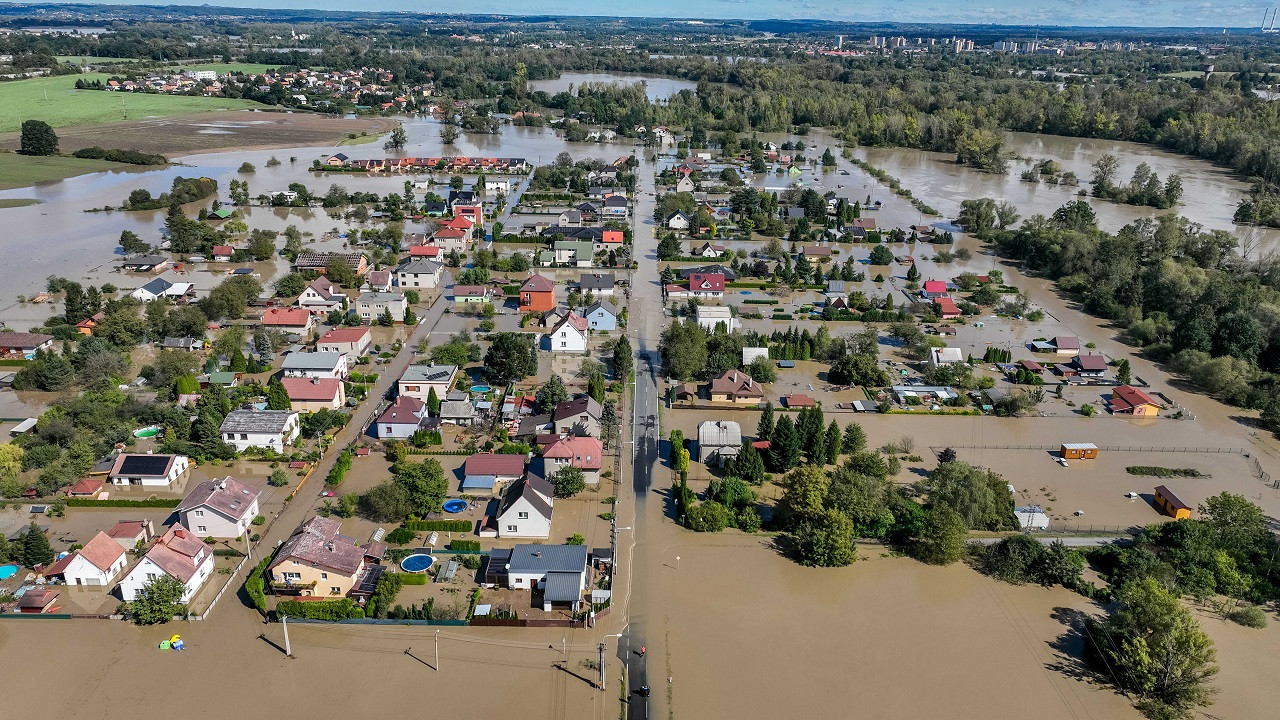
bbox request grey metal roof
[357,292,404,303]
[219,409,296,434]
[578,273,616,290]
[506,544,588,574]
[400,364,457,384]
[397,259,443,275]
[439,400,474,418]
[498,472,553,522]
[139,278,173,295]
[586,300,617,317]
[543,572,582,603]
[282,352,344,370]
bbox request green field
[0,198,40,208]
[0,152,124,190]
[0,74,260,132]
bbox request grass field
[0,198,40,208]
[0,74,261,132]
[0,151,128,190]
[336,132,382,146]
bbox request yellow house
[709,370,765,404]
[269,516,371,597]
[1110,385,1158,417]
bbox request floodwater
[529,72,696,102]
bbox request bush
[326,449,353,486]
[385,527,417,545]
[396,572,429,585]
[245,556,271,615]
[1226,605,1268,628]
[403,519,472,532]
[276,598,364,621]
[1125,466,1205,478]
[448,539,481,552]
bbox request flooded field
[529,72,696,101]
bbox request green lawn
[0,74,260,132]
[0,198,41,208]
[0,152,124,190]
[337,132,383,146]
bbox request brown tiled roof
[273,516,365,576]
[145,526,208,583]
[0,332,53,349]
[1112,384,1156,411]
[281,377,343,402]
[465,453,527,477]
[543,436,603,470]
[177,476,261,522]
[710,370,764,398]
[78,531,126,572]
[521,274,556,293]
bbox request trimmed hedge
[66,497,181,508]
[743,298,779,305]
[0,358,31,366]
[448,539,481,552]
[245,555,272,615]
[326,449,353,486]
[276,598,364,621]
[404,519,473,532]
[1125,466,1205,478]
[213,548,245,557]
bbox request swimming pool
[442,499,468,514]
[400,554,435,573]
[469,385,492,393]
[133,426,160,438]
[0,564,19,580]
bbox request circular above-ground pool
[442,499,468,514]
[469,385,492,393]
[0,564,19,580]
[133,426,160,438]
[400,554,435,573]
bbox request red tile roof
[263,308,311,327]
[107,520,150,541]
[318,327,370,345]
[1111,384,1156,411]
[689,273,725,292]
[145,526,208,583]
[782,394,816,408]
[521,274,556,293]
[923,281,947,294]
[602,230,624,244]
[410,245,442,257]
[434,227,467,240]
[543,436,603,470]
[465,453,527,477]
[281,377,343,402]
[177,476,261,521]
[378,395,426,425]
[67,478,103,496]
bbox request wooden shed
[1060,443,1099,460]
[1154,485,1192,519]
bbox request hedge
[326,449,353,486]
[743,298,779,305]
[448,539,481,552]
[1125,466,1205,478]
[0,358,30,366]
[276,598,364,621]
[66,497,181,508]
[403,519,473,532]
[245,555,272,615]
[213,548,245,557]
[392,572,429,585]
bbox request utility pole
[597,642,606,690]
[434,629,440,671]
[281,615,292,657]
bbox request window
[146,573,157,581]
[517,512,529,519]
[330,587,342,595]
[194,510,204,517]
[506,525,518,532]
[240,433,248,440]
[197,525,206,533]
[321,573,328,579]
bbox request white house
[42,531,127,586]
[485,177,515,195]
[502,543,588,611]
[281,352,348,380]
[118,525,215,603]
[375,396,428,439]
[298,276,346,314]
[397,364,458,403]
[219,409,300,452]
[317,327,372,361]
[108,454,190,489]
[547,312,588,354]
[666,211,691,230]
[697,420,742,467]
[176,476,262,538]
[356,292,407,323]
[696,305,739,334]
[928,347,965,368]
[131,278,194,303]
[495,472,554,539]
[395,259,445,289]
[675,176,696,193]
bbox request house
[695,305,739,334]
[1015,506,1050,530]
[1110,385,1158,417]
[106,520,153,551]
[551,240,595,268]
[666,211,691,230]
[430,227,470,251]
[547,312,588,353]
[395,259,444,289]
[75,312,104,336]
[18,588,60,613]
[782,394,816,408]
[552,396,603,437]
[219,410,300,452]
[439,399,477,426]
[108,454,191,488]
[935,297,961,320]
[1053,336,1081,357]
[0,332,54,358]
[295,252,367,277]
[891,385,959,404]
[601,194,628,217]
[1070,353,1108,378]
[177,476,262,538]
[409,244,444,259]
[674,175,696,193]
[922,280,949,299]
[118,525,215,603]
[596,230,625,251]
[281,352,348,380]
[297,276,346,314]
[1060,443,1099,460]
[364,269,393,293]
[280,377,346,412]
[326,153,349,166]
[584,300,618,331]
[398,364,458,403]
[317,327,372,361]
[262,307,314,334]
[356,292,407,323]
[131,278,195,303]
[709,370,764,404]
[542,435,603,484]
[519,275,557,313]
[120,255,170,273]
[66,478,104,498]
[484,176,515,195]
[1154,485,1192,519]
[697,420,741,467]
[376,395,429,438]
[557,209,583,227]
[162,337,203,352]
[929,347,965,367]
[678,265,736,282]
[41,531,127,586]
[689,272,725,299]
[577,273,617,296]
[270,516,378,598]
[801,245,833,259]
[692,242,727,258]
[503,544,588,611]
[494,473,554,539]
[453,285,493,306]
[211,244,234,261]
[464,453,527,492]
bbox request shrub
[1226,605,1268,628]
[276,598,363,621]
[245,556,271,615]
[326,449,353,486]
[385,527,417,545]
[448,539,481,552]
[403,519,472,532]
[251,515,266,526]
[1124,466,1205,478]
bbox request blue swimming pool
[0,564,18,580]
[469,385,492,393]
[400,554,435,573]
[442,499,468,514]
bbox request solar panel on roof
[117,455,172,476]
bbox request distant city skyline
[93,0,1280,29]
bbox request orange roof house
[519,274,556,313]
[1110,385,1158,417]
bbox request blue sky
[135,1,1280,28]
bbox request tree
[384,125,407,150]
[552,466,586,498]
[659,319,707,381]
[611,335,633,380]
[441,124,460,145]
[842,423,866,454]
[21,523,54,567]
[130,575,188,624]
[426,387,441,415]
[536,374,569,411]
[274,272,306,298]
[19,120,58,156]
[728,441,767,484]
[0,444,22,483]
[823,420,842,464]
[911,502,967,565]
[956,198,997,234]
[792,509,855,567]
[587,371,606,404]
[265,378,292,410]
[905,263,921,282]
[757,401,775,440]
[360,481,412,521]
[484,333,537,385]
[657,234,682,260]
[869,245,894,265]
[1088,577,1218,717]
[916,461,1017,531]
[778,464,829,522]
[768,414,802,472]
[745,355,776,383]
[1117,358,1132,385]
